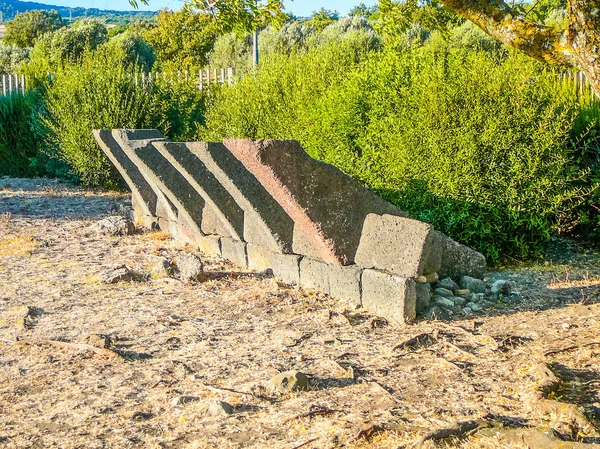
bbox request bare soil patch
[1,178,599,448]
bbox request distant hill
[0,0,157,24]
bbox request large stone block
[299,258,331,294]
[93,129,159,217]
[328,264,362,307]
[433,231,486,279]
[153,141,245,241]
[361,269,416,324]
[186,142,294,253]
[223,139,405,266]
[220,237,248,268]
[194,235,222,256]
[271,253,302,285]
[355,213,440,277]
[246,244,272,272]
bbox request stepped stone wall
[94,129,486,324]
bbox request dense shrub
[0,91,39,176]
[102,30,156,72]
[41,45,207,186]
[200,40,598,260]
[41,48,157,186]
[0,43,31,73]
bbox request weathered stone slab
[153,141,245,241]
[220,237,248,268]
[186,141,294,253]
[195,235,222,256]
[111,129,207,239]
[223,139,406,266]
[328,264,362,307]
[433,231,486,279]
[93,129,158,218]
[246,244,272,272]
[271,253,302,285]
[299,258,330,294]
[355,213,441,277]
[361,269,416,323]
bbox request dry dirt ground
[1,178,600,449]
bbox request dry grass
[0,179,599,449]
[548,270,600,290]
[0,235,37,256]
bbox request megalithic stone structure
[94,129,487,324]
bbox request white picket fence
[1,68,237,97]
[1,73,26,96]
[134,67,237,91]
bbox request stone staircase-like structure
[94,129,486,323]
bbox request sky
[21,0,379,17]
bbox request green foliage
[200,37,598,261]
[0,91,40,176]
[0,42,31,73]
[305,8,339,31]
[3,9,65,48]
[375,0,462,44]
[26,18,108,76]
[193,0,288,34]
[40,48,157,186]
[144,8,218,71]
[102,30,156,72]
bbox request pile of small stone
[417,274,518,320]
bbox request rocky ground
[1,178,599,449]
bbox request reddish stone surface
[223,139,405,265]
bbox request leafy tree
[26,18,108,76]
[193,0,288,34]
[103,30,156,72]
[3,10,65,48]
[349,3,378,19]
[306,8,339,31]
[436,0,600,95]
[144,7,218,70]
[0,42,31,73]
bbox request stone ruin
[93,129,487,324]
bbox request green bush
[0,91,40,176]
[41,45,207,186]
[41,48,157,187]
[200,39,598,261]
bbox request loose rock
[206,399,234,416]
[460,276,487,294]
[434,287,454,298]
[269,370,310,394]
[90,216,135,236]
[177,254,206,283]
[170,396,200,407]
[100,264,133,284]
[491,280,511,298]
[433,295,454,309]
[436,277,459,292]
[423,306,450,320]
[151,257,175,279]
[86,334,113,349]
[452,296,467,306]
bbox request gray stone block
[246,244,272,272]
[93,129,159,217]
[299,258,330,294]
[223,139,405,265]
[220,237,248,268]
[153,141,245,241]
[328,264,362,307]
[415,282,431,314]
[434,231,486,279]
[355,213,440,277]
[361,269,416,324]
[110,130,194,232]
[194,235,222,256]
[186,141,294,253]
[271,253,301,285]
